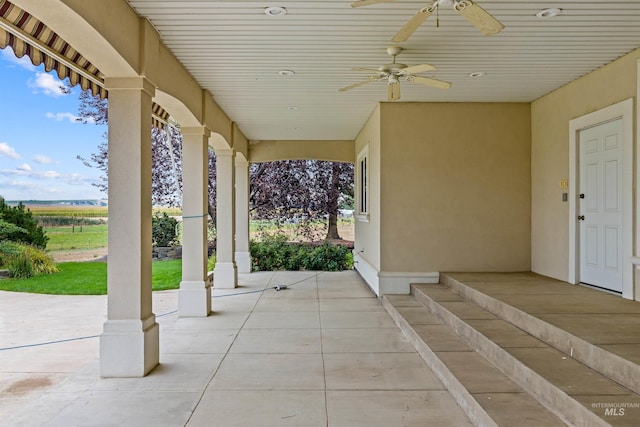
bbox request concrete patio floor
[1,270,473,426]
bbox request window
[356,145,369,221]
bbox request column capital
[181,126,211,138]
[235,156,249,167]
[103,77,156,96]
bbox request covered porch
[1,3,640,417]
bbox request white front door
[578,118,623,292]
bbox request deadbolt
[579,194,585,199]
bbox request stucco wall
[354,106,382,287]
[531,48,640,281]
[379,102,532,272]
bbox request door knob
[578,215,585,220]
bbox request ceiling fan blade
[400,63,436,75]
[351,0,397,8]
[391,7,433,43]
[352,67,383,73]
[455,0,504,36]
[339,76,379,92]
[388,82,401,101]
[407,75,451,89]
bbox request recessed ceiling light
[536,8,562,18]
[278,70,295,76]
[468,71,485,78]
[287,106,298,111]
[264,6,287,17]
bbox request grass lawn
[0,259,182,295]
[45,224,108,251]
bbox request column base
[235,251,252,274]
[179,280,212,317]
[213,262,238,288]
[100,315,159,377]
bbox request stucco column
[213,149,238,288]
[235,156,252,273]
[179,127,211,316]
[100,77,158,377]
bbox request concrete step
[440,274,640,396]
[382,295,567,427]
[404,283,640,427]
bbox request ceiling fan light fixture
[536,8,562,19]
[264,6,287,17]
[468,71,485,78]
[278,70,295,76]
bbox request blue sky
[0,47,107,201]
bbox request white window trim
[356,145,370,222]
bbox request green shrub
[250,233,353,272]
[208,253,217,271]
[303,243,353,271]
[23,246,59,275]
[0,219,27,240]
[7,251,34,279]
[0,242,58,278]
[152,212,178,247]
[0,240,24,266]
[0,197,48,248]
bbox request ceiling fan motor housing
[379,63,408,74]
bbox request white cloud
[66,173,99,186]
[0,162,101,200]
[34,155,53,164]
[28,72,69,97]
[0,169,30,177]
[7,180,39,191]
[0,142,21,159]
[0,47,36,71]
[40,170,61,179]
[45,112,82,123]
[0,169,60,179]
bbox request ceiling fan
[339,46,451,101]
[351,0,504,42]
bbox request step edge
[440,274,640,395]
[412,286,609,427]
[382,295,500,427]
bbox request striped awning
[0,0,170,128]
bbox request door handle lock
[578,215,585,221]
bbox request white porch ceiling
[126,1,640,141]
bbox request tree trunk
[325,162,342,240]
[326,211,340,240]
